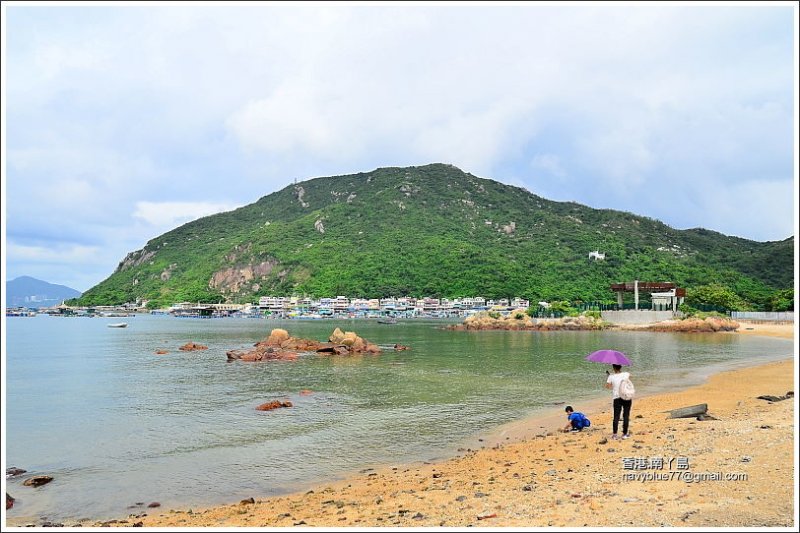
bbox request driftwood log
[757,391,794,402]
[667,404,708,419]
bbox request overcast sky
[2,3,797,293]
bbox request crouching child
[562,405,591,432]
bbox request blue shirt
[567,412,584,428]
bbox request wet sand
[113,324,795,528]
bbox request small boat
[377,317,398,324]
[107,322,128,328]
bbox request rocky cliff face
[209,260,280,295]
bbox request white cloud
[7,242,100,264]
[530,154,567,178]
[133,201,239,229]
[227,84,343,157]
[3,4,795,291]
[681,179,794,241]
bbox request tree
[686,284,748,311]
[766,288,794,312]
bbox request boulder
[23,475,53,487]
[238,352,263,362]
[350,337,366,352]
[6,467,26,477]
[6,492,14,510]
[266,328,290,346]
[341,331,358,346]
[232,328,381,361]
[256,400,293,411]
[329,328,346,344]
[179,342,208,351]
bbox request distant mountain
[73,163,793,309]
[6,276,82,308]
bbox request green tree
[766,288,794,312]
[686,283,748,311]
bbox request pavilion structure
[610,281,686,311]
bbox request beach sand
[110,325,795,528]
[731,320,795,340]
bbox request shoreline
[6,324,795,528]
[113,325,796,528]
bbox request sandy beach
[97,324,795,527]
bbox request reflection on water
[4,315,791,523]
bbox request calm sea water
[4,314,792,524]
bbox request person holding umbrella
[585,350,633,440]
[606,364,633,439]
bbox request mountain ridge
[73,163,793,308]
[6,275,82,308]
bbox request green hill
[74,164,794,309]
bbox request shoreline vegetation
[65,323,793,528]
[448,309,741,333]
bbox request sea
[3,314,793,525]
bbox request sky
[2,2,798,293]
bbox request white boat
[107,322,128,328]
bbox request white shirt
[607,371,631,400]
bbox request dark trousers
[613,397,632,435]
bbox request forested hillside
[74,164,794,310]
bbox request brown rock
[147,502,161,508]
[256,400,293,411]
[6,492,14,510]
[178,342,208,351]
[341,332,359,347]
[23,475,53,487]
[329,328,346,344]
[351,337,366,352]
[155,350,168,355]
[337,346,351,355]
[266,328,290,346]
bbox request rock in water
[23,475,53,487]
[6,492,14,510]
[178,342,208,351]
[266,328,290,346]
[6,467,26,478]
[256,400,293,411]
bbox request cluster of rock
[178,342,208,351]
[644,317,740,333]
[452,310,606,331]
[226,328,382,362]
[6,467,54,511]
[255,400,293,411]
[323,328,382,355]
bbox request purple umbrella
[585,349,632,366]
